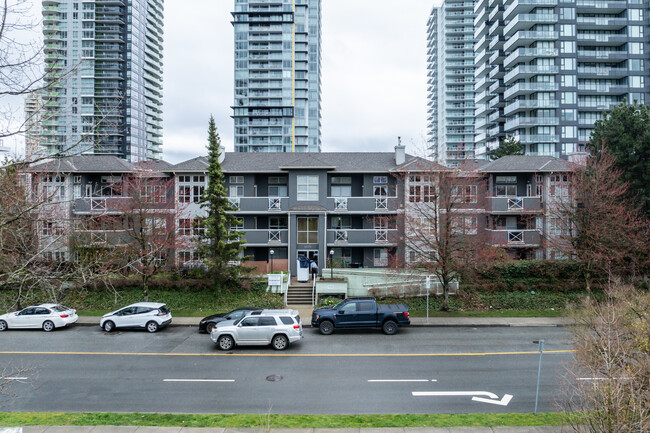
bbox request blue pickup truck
[311,297,410,335]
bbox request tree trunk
[443,285,450,311]
[143,276,149,302]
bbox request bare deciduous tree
[562,281,650,433]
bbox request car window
[340,302,357,313]
[241,317,259,327]
[228,311,244,320]
[279,316,294,325]
[118,307,135,316]
[51,305,68,312]
[259,317,277,326]
[158,305,170,314]
[19,307,35,316]
[358,302,374,312]
[34,307,50,315]
[135,307,152,314]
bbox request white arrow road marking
[472,394,513,406]
[163,379,235,383]
[1,377,28,380]
[412,391,513,406]
[369,379,435,383]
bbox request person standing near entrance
[310,260,319,280]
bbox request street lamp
[329,249,334,280]
[533,339,545,415]
[269,249,274,273]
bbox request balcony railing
[268,230,281,242]
[335,197,348,210]
[375,229,388,242]
[268,197,281,210]
[335,230,348,242]
[489,196,543,212]
[228,197,240,209]
[376,198,388,210]
[487,229,541,246]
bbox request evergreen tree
[588,100,650,217]
[488,135,525,160]
[198,116,247,289]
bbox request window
[560,25,575,37]
[193,185,204,203]
[331,215,351,229]
[178,219,192,236]
[230,185,244,197]
[42,221,63,236]
[178,175,204,203]
[408,175,435,203]
[179,186,191,203]
[143,185,166,203]
[549,174,570,198]
[268,178,287,196]
[230,176,244,184]
[561,58,576,70]
[297,217,318,244]
[297,175,319,201]
[331,176,351,197]
[269,216,287,229]
[373,248,388,267]
[452,185,477,203]
[495,176,517,196]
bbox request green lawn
[0,411,568,428]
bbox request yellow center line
[0,350,575,357]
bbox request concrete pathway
[11,426,568,433]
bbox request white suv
[210,309,303,351]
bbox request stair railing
[283,273,290,306]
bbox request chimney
[394,136,405,165]
[218,145,226,164]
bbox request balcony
[504,0,558,20]
[504,116,559,131]
[241,229,288,246]
[576,17,627,29]
[577,33,628,45]
[504,82,558,99]
[504,14,558,36]
[488,196,543,213]
[73,197,133,214]
[504,48,558,68]
[487,229,541,247]
[504,31,558,51]
[326,196,399,212]
[577,66,628,77]
[514,134,560,143]
[504,99,559,115]
[227,196,289,212]
[326,229,398,246]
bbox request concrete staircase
[286,277,314,305]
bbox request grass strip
[0,411,567,428]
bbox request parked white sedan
[0,304,78,332]
[100,302,172,333]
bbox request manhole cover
[266,375,283,382]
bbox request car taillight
[60,314,69,318]
[157,311,167,316]
[404,312,410,319]
[293,325,300,329]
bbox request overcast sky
[16,0,438,162]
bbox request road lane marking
[368,379,435,382]
[413,391,514,406]
[0,377,28,380]
[0,349,575,357]
[163,379,235,383]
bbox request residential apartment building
[31,151,572,273]
[473,0,650,158]
[232,0,322,153]
[25,92,43,159]
[40,0,164,161]
[427,0,477,167]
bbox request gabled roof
[217,152,416,173]
[172,156,209,172]
[479,155,573,173]
[393,156,448,172]
[31,155,133,173]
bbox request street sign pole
[534,339,544,415]
[425,276,431,324]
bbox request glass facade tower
[427,0,477,166]
[474,0,650,158]
[232,0,322,153]
[41,0,164,161]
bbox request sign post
[425,275,431,324]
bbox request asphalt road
[0,325,574,414]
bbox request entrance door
[297,250,319,266]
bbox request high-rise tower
[232,0,322,153]
[41,0,164,161]
[427,0,476,166]
[473,0,650,158]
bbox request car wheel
[146,321,159,333]
[382,320,398,335]
[42,320,55,332]
[206,322,215,334]
[103,320,115,332]
[0,320,7,331]
[319,320,334,335]
[272,334,288,351]
[217,335,234,351]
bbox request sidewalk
[16,426,567,433]
[76,308,571,328]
